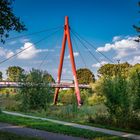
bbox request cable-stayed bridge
[0,16,114,106]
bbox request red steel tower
[53,16,82,106]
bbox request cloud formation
[0,42,52,60]
[92,61,108,68]
[95,35,140,66]
[97,36,140,59]
[112,36,121,42]
[0,47,14,59]
[67,52,79,59]
[128,56,140,64]
[17,42,50,59]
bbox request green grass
[1,95,139,137]
[18,105,140,135]
[0,131,41,140]
[0,113,127,140]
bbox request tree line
[89,63,140,129]
[0,66,55,82]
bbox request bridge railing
[0,81,90,89]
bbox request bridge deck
[0,82,90,89]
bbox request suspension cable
[71,28,114,63]
[71,30,102,64]
[38,29,61,69]
[71,34,87,68]
[38,31,58,68]
[5,25,63,41]
[0,27,62,65]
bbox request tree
[76,68,95,84]
[43,72,55,83]
[0,0,26,43]
[100,75,133,127]
[129,64,140,112]
[0,71,2,81]
[19,69,53,111]
[133,1,140,42]
[98,62,132,77]
[6,66,24,82]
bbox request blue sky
[0,0,140,80]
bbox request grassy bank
[0,131,40,140]
[1,94,139,136]
[0,113,126,140]
[16,105,140,135]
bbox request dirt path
[2,111,140,140]
[0,122,87,140]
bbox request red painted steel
[53,16,82,106]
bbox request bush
[128,64,140,113]
[88,81,106,106]
[60,89,76,105]
[90,73,140,130]
[88,94,105,106]
[19,69,53,111]
[80,89,92,104]
[101,75,135,126]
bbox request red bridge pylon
[53,16,82,106]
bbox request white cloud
[97,43,113,52]
[97,36,140,59]
[0,47,14,59]
[17,42,52,59]
[128,56,140,65]
[17,42,39,59]
[112,36,121,42]
[6,51,14,58]
[92,61,108,68]
[67,52,79,59]
[0,42,52,60]
[20,38,30,43]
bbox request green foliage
[1,63,140,132]
[76,68,95,84]
[59,89,77,105]
[6,66,25,82]
[98,62,131,77]
[19,69,53,111]
[87,71,140,129]
[59,88,92,105]
[128,64,140,112]
[43,73,55,83]
[80,89,92,104]
[87,80,106,106]
[0,0,26,43]
[88,94,106,106]
[93,74,140,129]
[102,76,131,120]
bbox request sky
[0,0,140,80]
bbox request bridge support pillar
[53,16,82,106]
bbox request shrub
[102,76,132,121]
[128,64,140,113]
[19,69,53,111]
[60,89,76,105]
[88,94,105,106]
